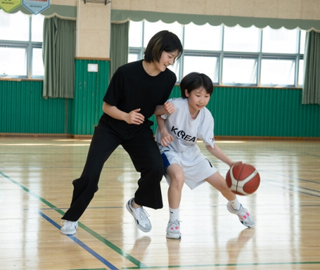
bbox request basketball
[226,163,260,196]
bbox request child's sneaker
[61,220,78,235]
[166,219,181,239]
[227,202,255,228]
[126,198,152,232]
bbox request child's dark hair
[144,30,183,63]
[180,72,214,98]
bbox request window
[223,57,257,85]
[143,21,183,48]
[184,23,221,51]
[262,27,297,54]
[0,10,44,78]
[261,59,295,86]
[224,25,260,52]
[183,55,219,83]
[128,21,306,87]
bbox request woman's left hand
[164,102,175,114]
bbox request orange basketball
[226,163,260,196]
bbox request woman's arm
[102,102,145,125]
[154,101,175,115]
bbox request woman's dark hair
[144,30,183,63]
[180,72,214,98]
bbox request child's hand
[126,108,145,125]
[161,134,174,146]
[230,161,242,167]
[164,102,175,114]
[160,128,174,146]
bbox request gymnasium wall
[209,87,319,138]
[0,80,70,134]
[149,85,320,139]
[1,59,319,138]
[71,59,110,135]
[0,59,110,136]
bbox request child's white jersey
[155,98,215,166]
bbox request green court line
[122,261,320,269]
[2,170,320,269]
[0,171,146,268]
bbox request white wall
[111,0,320,20]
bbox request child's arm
[206,144,239,167]
[102,102,144,125]
[156,115,174,146]
[154,101,175,115]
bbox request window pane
[129,21,143,47]
[262,27,297,54]
[0,10,29,41]
[128,53,139,63]
[223,58,257,84]
[0,47,27,76]
[261,59,295,85]
[184,23,221,51]
[224,25,260,52]
[144,21,183,47]
[31,14,44,42]
[183,55,218,83]
[300,30,306,54]
[299,59,304,86]
[32,48,44,76]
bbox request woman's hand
[125,108,145,125]
[164,102,175,114]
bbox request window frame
[0,13,43,79]
[221,54,259,86]
[128,21,305,88]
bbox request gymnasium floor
[0,137,319,270]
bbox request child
[60,30,183,235]
[156,72,255,239]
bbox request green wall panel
[208,87,320,137]
[1,78,319,138]
[150,86,320,138]
[0,80,66,134]
[72,59,110,135]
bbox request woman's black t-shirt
[100,60,176,138]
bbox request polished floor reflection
[0,137,319,270]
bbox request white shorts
[161,152,218,190]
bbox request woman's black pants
[62,124,164,221]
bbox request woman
[61,30,183,235]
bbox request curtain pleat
[302,31,320,105]
[42,17,76,99]
[110,22,129,78]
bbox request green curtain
[42,17,76,98]
[110,21,129,78]
[302,31,320,105]
[111,10,320,31]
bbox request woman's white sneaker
[126,198,152,232]
[61,220,78,235]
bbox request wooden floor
[0,137,320,270]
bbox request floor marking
[39,211,118,270]
[0,171,147,269]
[1,170,320,269]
